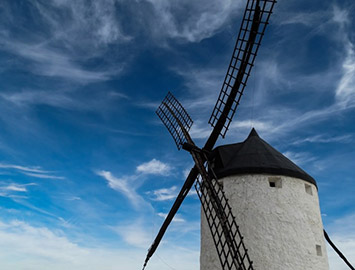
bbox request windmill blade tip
[142,261,147,270]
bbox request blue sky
[0,0,354,269]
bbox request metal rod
[324,229,355,270]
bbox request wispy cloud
[0,219,132,268]
[0,163,64,180]
[0,182,36,198]
[97,159,171,208]
[111,220,153,248]
[66,196,82,201]
[1,41,116,83]
[96,170,144,209]
[0,0,130,83]
[283,151,317,167]
[230,120,274,134]
[335,41,355,108]
[292,134,352,145]
[33,0,131,47]
[1,0,243,85]
[157,212,185,223]
[0,88,129,113]
[0,89,76,109]
[3,185,26,192]
[3,183,36,192]
[189,121,213,140]
[277,10,329,27]
[0,218,198,270]
[136,159,171,176]
[23,172,65,180]
[0,163,49,174]
[141,0,242,43]
[148,186,178,201]
[331,5,350,28]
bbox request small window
[305,184,313,195]
[316,245,322,256]
[219,180,224,190]
[268,177,282,188]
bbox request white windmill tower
[201,128,329,270]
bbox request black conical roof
[210,128,317,186]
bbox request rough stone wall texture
[200,174,329,270]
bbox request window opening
[305,184,313,195]
[316,245,322,256]
[268,177,282,188]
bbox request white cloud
[4,185,26,192]
[0,0,243,86]
[111,220,153,248]
[231,120,274,134]
[1,89,75,109]
[0,218,199,270]
[0,163,49,174]
[335,42,355,108]
[143,0,242,43]
[0,182,37,196]
[292,134,352,145]
[147,181,197,202]
[0,0,129,83]
[66,196,81,201]
[97,159,172,208]
[23,172,65,180]
[3,184,30,192]
[0,220,89,263]
[136,159,171,176]
[0,88,129,112]
[331,5,350,28]
[96,170,145,209]
[36,0,131,46]
[189,121,212,140]
[330,5,355,109]
[0,182,37,199]
[174,66,226,117]
[0,163,64,180]
[283,151,317,167]
[278,11,328,27]
[157,213,185,223]
[1,41,115,83]
[149,186,178,201]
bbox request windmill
[141,1,277,269]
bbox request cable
[324,229,355,270]
[156,254,177,270]
[251,63,256,129]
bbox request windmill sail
[142,166,199,270]
[144,93,254,270]
[208,0,276,139]
[143,93,197,270]
[142,0,277,269]
[156,92,193,150]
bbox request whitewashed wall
[200,174,329,270]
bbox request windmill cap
[210,128,317,187]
